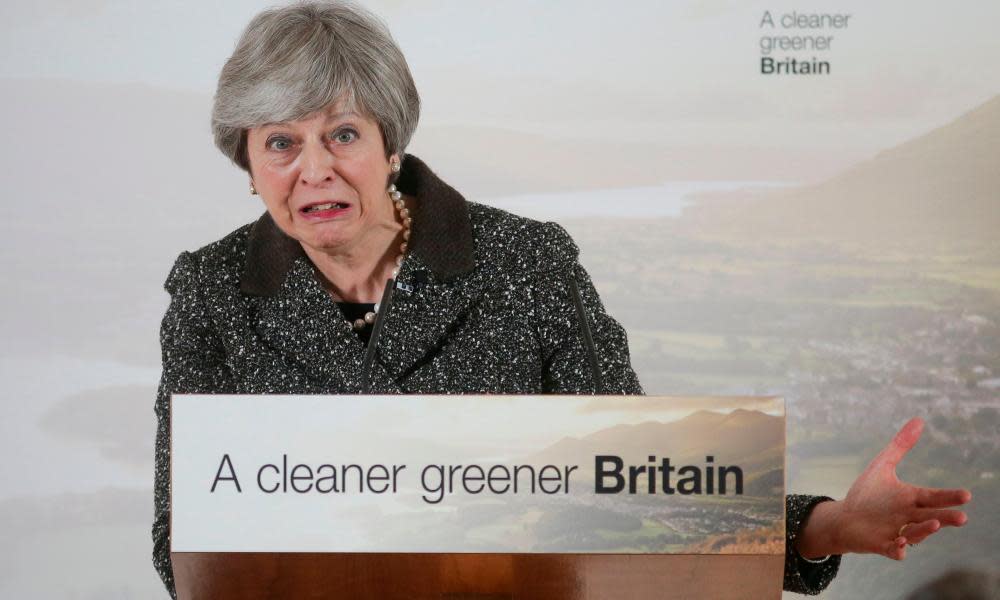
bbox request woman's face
[246,101,397,255]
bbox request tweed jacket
[152,156,839,597]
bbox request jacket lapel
[374,254,481,382]
[252,256,367,391]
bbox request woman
[153,2,971,598]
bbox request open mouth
[302,202,350,213]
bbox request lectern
[173,553,783,599]
[171,395,787,599]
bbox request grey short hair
[212,1,420,172]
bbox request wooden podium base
[172,553,783,599]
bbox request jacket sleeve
[531,222,643,395]
[153,251,234,599]
[784,494,842,594]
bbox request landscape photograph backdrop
[1,1,997,598]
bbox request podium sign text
[171,395,785,554]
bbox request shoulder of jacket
[467,201,580,273]
[164,222,254,295]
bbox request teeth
[304,202,346,212]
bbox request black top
[337,302,376,345]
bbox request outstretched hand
[796,417,972,560]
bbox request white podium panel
[171,395,785,554]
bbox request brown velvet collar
[239,154,476,296]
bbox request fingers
[912,508,968,527]
[901,519,940,545]
[914,486,972,508]
[894,512,965,554]
[877,417,924,470]
[884,537,907,561]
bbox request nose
[298,139,337,187]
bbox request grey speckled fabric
[786,494,843,594]
[152,155,839,597]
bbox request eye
[266,136,293,151]
[332,128,358,144]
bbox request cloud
[38,384,156,468]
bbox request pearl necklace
[349,183,410,332]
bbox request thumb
[875,417,924,471]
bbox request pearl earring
[390,159,401,173]
[249,180,258,195]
